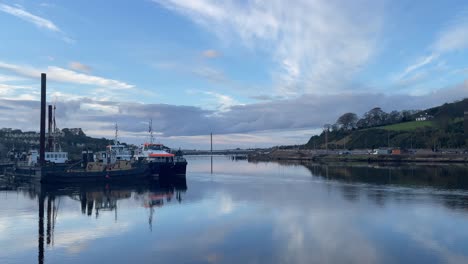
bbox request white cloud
[0,61,134,90]
[192,67,225,83]
[0,74,23,82]
[203,91,239,112]
[48,67,133,89]
[0,3,60,32]
[154,0,383,96]
[433,11,468,53]
[394,54,438,82]
[80,102,119,114]
[394,9,468,87]
[69,61,92,73]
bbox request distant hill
[423,98,468,119]
[304,98,467,150]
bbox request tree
[386,110,402,125]
[336,112,358,131]
[361,107,387,127]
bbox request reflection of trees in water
[304,163,468,205]
[339,184,361,202]
[301,163,468,190]
[305,163,468,210]
[249,160,468,211]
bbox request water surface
[1,156,468,264]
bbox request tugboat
[133,120,187,179]
[42,149,149,183]
[42,124,147,183]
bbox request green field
[380,120,434,131]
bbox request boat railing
[66,160,83,171]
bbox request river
[1,156,468,264]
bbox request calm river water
[1,156,468,264]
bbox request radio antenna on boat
[114,123,119,145]
[149,119,154,144]
[53,103,57,151]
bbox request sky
[0,0,468,149]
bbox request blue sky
[0,0,467,149]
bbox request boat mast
[52,104,57,152]
[114,123,119,145]
[149,119,154,144]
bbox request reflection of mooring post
[38,192,45,264]
[210,133,213,174]
[46,196,52,245]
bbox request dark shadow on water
[248,160,468,210]
[249,160,468,190]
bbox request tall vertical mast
[53,104,57,152]
[149,119,154,144]
[48,105,52,152]
[39,73,46,164]
[114,123,119,145]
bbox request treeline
[325,108,419,132]
[304,98,468,150]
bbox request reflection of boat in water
[0,176,187,264]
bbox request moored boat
[133,120,187,179]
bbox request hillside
[305,98,467,150]
[0,128,114,159]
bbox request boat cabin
[27,150,68,166]
[106,144,132,161]
[134,143,175,163]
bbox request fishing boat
[133,120,187,179]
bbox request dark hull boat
[135,143,187,180]
[5,162,150,183]
[150,159,187,180]
[42,162,149,183]
[4,163,68,181]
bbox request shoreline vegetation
[248,149,468,164]
[253,98,467,163]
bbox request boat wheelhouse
[105,144,132,161]
[135,143,175,162]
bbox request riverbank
[248,149,468,163]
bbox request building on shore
[415,113,433,121]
